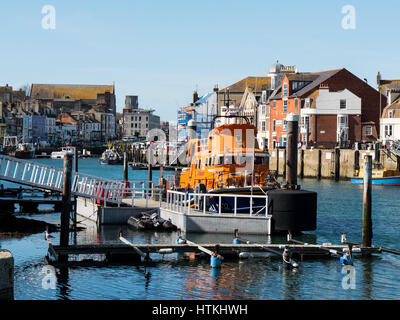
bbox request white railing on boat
[165,190,270,217]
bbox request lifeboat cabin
[178,123,278,194]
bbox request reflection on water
[1,166,400,299]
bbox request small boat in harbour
[8,143,35,159]
[100,149,123,165]
[51,147,79,159]
[351,166,400,186]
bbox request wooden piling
[286,113,298,188]
[334,148,340,181]
[73,147,78,228]
[283,148,287,181]
[300,149,304,179]
[317,149,322,180]
[123,152,128,181]
[148,163,153,193]
[276,148,279,176]
[60,154,73,262]
[362,155,373,252]
[74,147,78,172]
[0,250,13,300]
[354,150,360,173]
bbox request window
[273,101,276,109]
[295,99,298,109]
[283,84,288,96]
[283,100,287,113]
[217,156,224,166]
[389,110,393,118]
[273,120,276,132]
[262,105,266,115]
[131,116,134,121]
[302,116,310,132]
[262,121,266,132]
[254,156,267,165]
[365,125,372,136]
[385,125,393,137]
[340,99,346,109]
[305,98,311,108]
[283,120,287,132]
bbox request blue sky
[1,0,399,121]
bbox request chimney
[193,90,199,104]
[213,84,219,92]
[377,71,382,89]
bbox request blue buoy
[210,255,222,268]
[340,254,354,266]
[232,238,240,244]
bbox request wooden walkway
[47,242,381,265]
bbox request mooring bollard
[285,113,298,189]
[0,250,14,300]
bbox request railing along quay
[165,189,270,217]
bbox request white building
[300,86,362,145]
[380,98,400,144]
[16,114,32,142]
[122,98,161,138]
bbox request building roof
[380,80,400,92]
[269,69,344,100]
[290,69,343,97]
[382,96,400,118]
[219,76,270,93]
[30,84,114,100]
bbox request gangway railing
[0,155,161,206]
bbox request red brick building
[268,68,386,149]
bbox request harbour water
[1,158,400,300]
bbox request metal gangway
[0,155,157,206]
[390,140,400,157]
